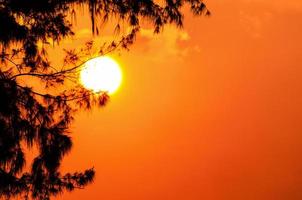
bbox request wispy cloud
[239,11,273,38]
[136,26,192,62]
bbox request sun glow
[80,56,122,94]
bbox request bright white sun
[80,56,122,94]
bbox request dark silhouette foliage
[0,0,209,199]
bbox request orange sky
[52,0,302,199]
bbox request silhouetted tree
[0,0,209,199]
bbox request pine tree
[0,0,209,199]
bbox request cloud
[137,26,191,62]
[239,11,273,38]
[57,26,194,63]
[76,28,92,38]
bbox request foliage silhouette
[0,0,209,199]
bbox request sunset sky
[47,0,302,199]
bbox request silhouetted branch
[2,56,22,73]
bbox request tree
[0,0,209,199]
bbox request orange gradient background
[43,0,302,199]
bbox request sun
[80,56,122,94]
